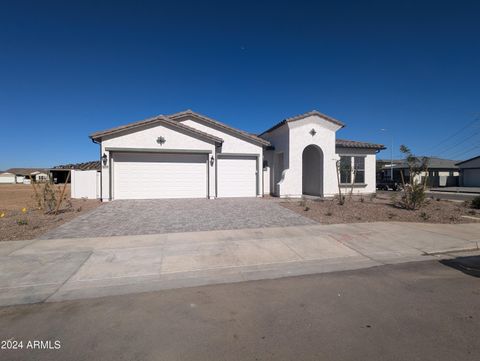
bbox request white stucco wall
[262,115,341,197]
[0,173,15,184]
[99,123,217,201]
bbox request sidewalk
[1,222,479,307]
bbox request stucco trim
[105,147,213,154]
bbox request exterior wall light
[102,153,108,167]
[210,156,215,166]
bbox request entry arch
[302,144,323,197]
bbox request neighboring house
[456,155,480,187]
[89,109,385,201]
[51,161,101,183]
[6,168,50,183]
[377,157,459,187]
[0,172,16,184]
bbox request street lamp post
[381,129,394,181]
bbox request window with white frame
[339,156,366,184]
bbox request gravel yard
[0,184,101,241]
[281,191,480,225]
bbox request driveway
[39,198,316,239]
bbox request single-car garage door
[112,152,208,199]
[217,155,257,197]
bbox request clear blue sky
[1,0,479,170]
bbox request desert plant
[398,145,429,210]
[31,181,72,214]
[16,219,28,226]
[419,212,430,221]
[471,196,480,210]
[359,196,365,203]
[325,211,333,216]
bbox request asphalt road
[1,253,479,361]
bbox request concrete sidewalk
[1,222,479,306]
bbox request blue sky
[1,0,479,169]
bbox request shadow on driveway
[440,255,480,278]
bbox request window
[354,157,365,183]
[340,156,351,184]
[339,156,366,184]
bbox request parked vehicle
[376,179,402,191]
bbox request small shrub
[387,212,396,219]
[468,210,476,215]
[16,219,28,226]
[369,194,376,202]
[471,196,480,210]
[419,212,430,221]
[325,212,333,216]
[299,199,307,208]
[436,198,441,202]
[359,197,365,203]
[304,206,310,212]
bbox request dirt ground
[0,184,101,241]
[281,191,480,225]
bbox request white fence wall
[71,170,100,199]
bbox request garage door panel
[217,156,257,197]
[464,169,480,187]
[113,152,207,199]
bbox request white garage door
[464,169,480,187]
[113,152,208,199]
[217,156,257,197]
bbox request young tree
[398,145,429,210]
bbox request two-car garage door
[111,152,257,199]
[113,152,208,199]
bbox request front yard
[281,191,480,224]
[0,184,101,241]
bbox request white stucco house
[89,110,385,201]
[0,172,16,184]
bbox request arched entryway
[302,144,323,196]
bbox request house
[6,168,50,184]
[89,110,385,201]
[0,172,16,184]
[377,157,459,187]
[456,155,480,187]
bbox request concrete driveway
[39,198,316,239]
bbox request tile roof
[52,161,101,171]
[89,115,223,144]
[336,139,386,150]
[380,157,459,169]
[169,110,271,146]
[260,110,345,136]
[455,155,480,166]
[6,168,49,176]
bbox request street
[1,252,479,361]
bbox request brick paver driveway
[39,198,316,239]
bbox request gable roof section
[455,155,480,166]
[169,110,271,147]
[89,115,223,144]
[260,110,345,136]
[336,139,386,150]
